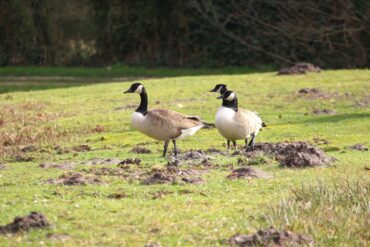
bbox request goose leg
[232,141,237,150]
[163,140,169,157]
[172,140,178,156]
[248,133,256,149]
[227,140,231,150]
[244,138,248,149]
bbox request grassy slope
[0,69,369,246]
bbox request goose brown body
[131,108,203,141]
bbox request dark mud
[118,158,141,166]
[229,226,313,246]
[131,146,152,154]
[47,172,103,185]
[312,109,337,115]
[347,144,368,151]
[244,142,334,168]
[0,212,50,234]
[277,62,321,75]
[227,167,272,179]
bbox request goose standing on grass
[214,90,264,150]
[124,82,209,157]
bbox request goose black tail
[202,121,216,129]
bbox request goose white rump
[215,106,262,141]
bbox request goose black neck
[222,98,238,112]
[136,88,148,115]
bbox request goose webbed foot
[172,140,178,156]
[162,140,169,157]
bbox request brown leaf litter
[277,62,321,75]
[0,212,50,234]
[229,226,313,246]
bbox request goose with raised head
[215,90,263,150]
[210,84,228,95]
[124,83,208,157]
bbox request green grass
[0,69,369,246]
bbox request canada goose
[124,83,208,157]
[210,84,228,95]
[215,90,263,150]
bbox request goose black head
[124,83,144,94]
[210,84,228,94]
[217,90,238,111]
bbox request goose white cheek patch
[225,93,235,101]
[135,85,143,94]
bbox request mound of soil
[118,158,141,166]
[47,173,103,185]
[39,162,73,170]
[245,142,334,168]
[0,212,50,234]
[312,109,337,115]
[227,167,272,179]
[347,144,368,151]
[142,172,175,185]
[297,88,338,99]
[229,226,313,246]
[131,146,152,154]
[275,142,334,167]
[278,62,321,75]
[142,166,206,185]
[20,145,36,153]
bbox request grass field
[0,68,369,246]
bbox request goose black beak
[210,88,217,92]
[123,89,132,94]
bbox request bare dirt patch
[46,233,71,241]
[277,62,321,75]
[347,144,368,151]
[141,165,206,185]
[39,161,74,170]
[131,146,152,154]
[244,142,334,168]
[229,226,313,246]
[108,192,127,199]
[0,212,50,234]
[72,144,91,152]
[297,88,338,99]
[353,95,370,108]
[312,109,337,115]
[47,172,103,185]
[227,167,272,179]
